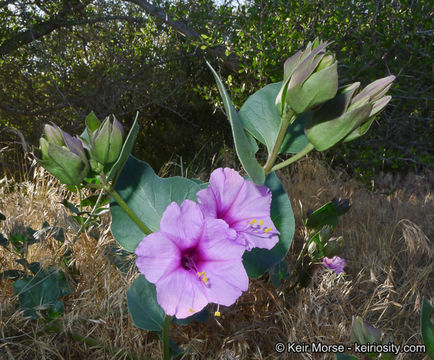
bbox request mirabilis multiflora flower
[135,200,248,319]
[197,168,279,251]
[323,256,346,274]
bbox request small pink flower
[323,256,346,274]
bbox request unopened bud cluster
[276,39,395,148]
[35,112,125,185]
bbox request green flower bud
[88,115,124,167]
[276,39,338,116]
[343,75,395,143]
[36,125,90,185]
[305,75,395,151]
[43,123,64,147]
[323,236,343,258]
[351,316,382,344]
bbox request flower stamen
[197,271,210,286]
[248,219,278,237]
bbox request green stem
[162,315,171,360]
[71,188,105,244]
[263,111,295,174]
[270,143,315,172]
[109,188,152,235]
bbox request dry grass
[0,158,432,360]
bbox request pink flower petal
[201,260,249,306]
[198,219,241,261]
[159,200,204,250]
[156,269,208,319]
[198,167,279,251]
[135,232,180,283]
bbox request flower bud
[305,75,395,151]
[43,123,64,147]
[343,75,395,143]
[323,236,343,258]
[276,39,338,116]
[88,115,124,167]
[351,316,382,344]
[37,125,90,185]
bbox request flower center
[180,252,210,288]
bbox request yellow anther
[197,271,208,284]
[264,227,272,233]
[252,218,257,224]
[214,311,221,317]
[259,220,264,225]
[189,308,194,313]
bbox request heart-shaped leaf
[239,82,309,154]
[110,156,205,252]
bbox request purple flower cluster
[135,168,279,318]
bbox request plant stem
[109,187,152,235]
[162,315,171,360]
[263,111,295,174]
[71,188,105,244]
[270,143,315,172]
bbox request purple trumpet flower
[197,168,279,251]
[135,200,248,319]
[323,256,346,274]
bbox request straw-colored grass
[0,157,432,360]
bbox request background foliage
[0,0,432,179]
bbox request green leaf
[126,275,165,332]
[107,112,140,181]
[305,202,339,230]
[13,268,73,319]
[270,259,291,288]
[26,226,38,245]
[9,233,26,251]
[29,262,41,275]
[47,300,65,320]
[104,243,132,274]
[85,111,100,134]
[279,113,310,154]
[421,297,434,359]
[206,61,265,185]
[110,156,204,252]
[79,194,109,208]
[61,199,82,215]
[242,171,295,278]
[239,82,308,154]
[0,233,8,248]
[0,269,25,280]
[16,258,29,268]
